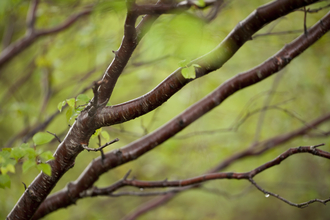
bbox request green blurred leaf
[37,163,52,176]
[101,131,110,142]
[39,151,54,161]
[0,164,15,174]
[10,147,25,160]
[22,160,36,173]
[25,148,37,159]
[57,101,66,112]
[0,150,10,161]
[66,107,73,123]
[66,98,76,109]
[196,0,205,7]
[2,148,11,152]
[33,132,54,146]
[178,59,190,68]
[91,128,102,139]
[76,94,90,104]
[0,174,11,189]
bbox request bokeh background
[1,0,330,219]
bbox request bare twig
[81,138,119,152]
[26,0,39,34]
[46,131,61,143]
[83,144,330,210]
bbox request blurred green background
[1,0,330,219]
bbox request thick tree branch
[32,9,330,219]
[96,0,322,128]
[96,0,214,105]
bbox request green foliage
[0,133,56,189]
[32,132,54,146]
[179,60,201,79]
[58,94,90,123]
[37,163,52,176]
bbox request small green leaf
[181,66,196,79]
[66,98,76,109]
[39,151,54,161]
[76,94,90,104]
[101,131,110,142]
[178,59,190,68]
[91,128,102,139]
[22,160,36,173]
[57,101,66,112]
[192,64,201,68]
[33,132,54,146]
[66,108,73,123]
[25,148,37,159]
[0,174,11,189]
[11,147,26,160]
[0,164,15,174]
[0,150,10,161]
[196,0,205,7]
[2,148,11,152]
[37,163,52,176]
[20,143,30,148]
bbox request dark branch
[0,7,92,70]
[81,138,119,152]
[82,145,330,209]
[33,8,330,219]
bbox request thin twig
[81,138,119,152]
[46,131,61,143]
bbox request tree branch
[32,8,330,219]
[95,0,323,128]
[82,145,330,209]
[0,6,93,70]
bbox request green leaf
[57,101,66,112]
[181,66,196,79]
[33,132,54,146]
[2,148,11,152]
[66,98,76,109]
[22,160,36,173]
[39,151,54,161]
[25,148,37,159]
[37,163,52,176]
[0,150,10,161]
[178,59,190,68]
[101,131,110,142]
[76,94,90,104]
[0,174,11,189]
[11,147,26,160]
[66,108,73,123]
[196,0,205,7]
[0,164,15,174]
[91,128,102,139]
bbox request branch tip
[46,131,61,143]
